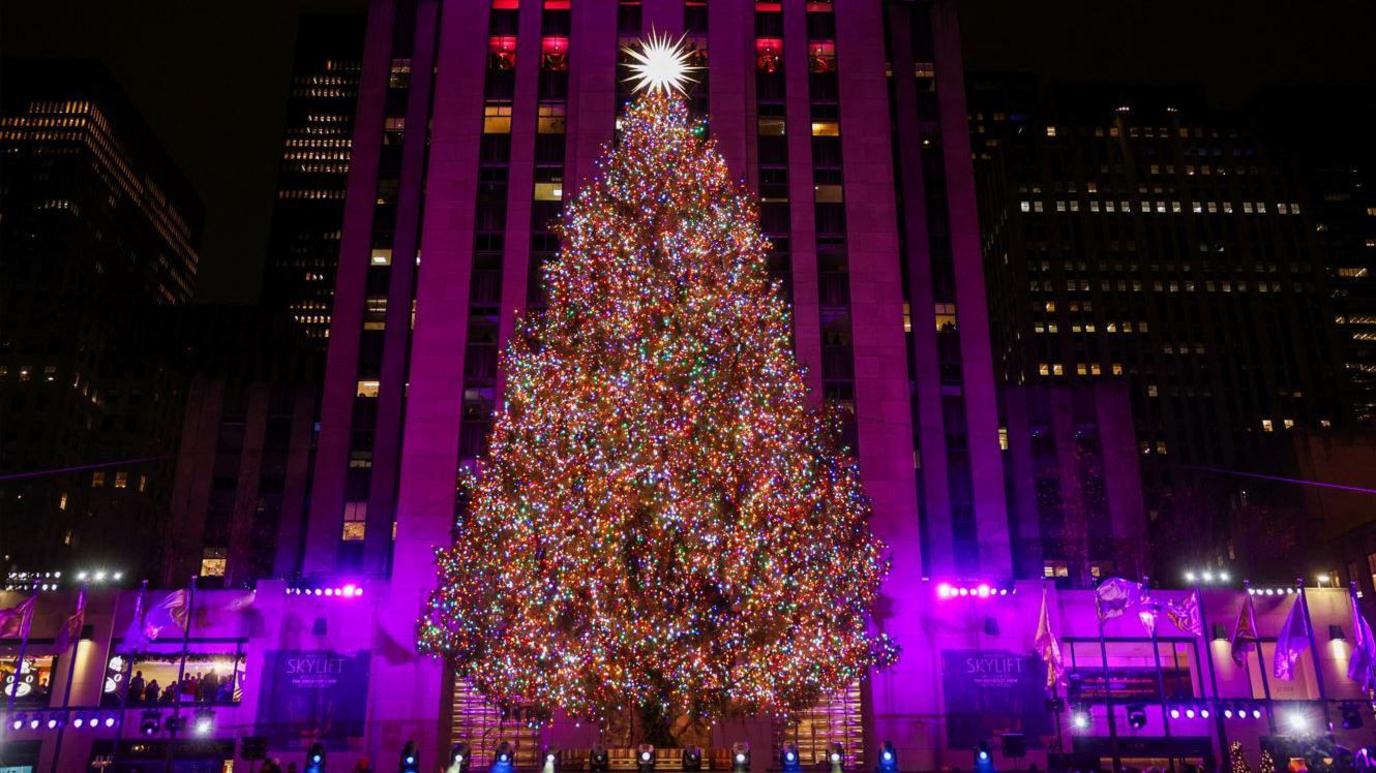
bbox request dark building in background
[970,77,1342,575]
[162,307,320,588]
[1250,88,1376,428]
[1001,381,1147,586]
[0,60,202,579]
[262,14,366,346]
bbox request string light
[418,87,895,724]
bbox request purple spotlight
[976,584,991,599]
[937,582,953,599]
[105,716,117,728]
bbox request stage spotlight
[140,710,160,737]
[543,747,560,773]
[1169,708,1181,720]
[73,716,85,729]
[306,742,326,773]
[449,742,470,773]
[974,741,994,771]
[1200,708,1211,719]
[402,740,421,773]
[1184,708,1196,719]
[1341,702,1364,729]
[638,744,657,773]
[1127,705,1147,730]
[493,741,515,773]
[877,741,898,773]
[1223,708,1234,719]
[9,715,22,731]
[590,746,610,773]
[104,715,118,728]
[29,717,40,730]
[781,743,802,773]
[1251,709,1262,720]
[682,746,703,772]
[732,742,751,773]
[1071,707,1091,731]
[828,743,845,773]
[46,716,60,730]
[193,708,214,736]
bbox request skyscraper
[970,79,1341,566]
[263,14,367,345]
[290,0,1009,763]
[0,61,202,579]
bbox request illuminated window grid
[773,681,865,766]
[450,679,540,767]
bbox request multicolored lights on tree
[418,72,894,727]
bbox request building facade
[263,14,367,346]
[970,80,1342,572]
[1001,382,1147,587]
[0,61,202,581]
[275,0,1012,765]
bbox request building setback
[263,14,367,347]
[0,61,202,580]
[288,0,1008,765]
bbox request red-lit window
[542,36,569,71]
[543,0,570,8]
[756,1,782,11]
[808,41,836,73]
[491,0,519,9]
[805,0,833,11]
[489,36,518,70]
[756,38,783,74]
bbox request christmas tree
[418,36,893,739]
[1230,741,1254,773]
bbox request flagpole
[1096,617,1122,773]
[1193,582,1228,769]
[1143,577,1175,773]
[1295,578,1329,732]
[50,584,87,773]
[4,584,37,719]
[164,576,197,773]
[1245,580,1277,733]
[111,580,148,770]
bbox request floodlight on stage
[449,742,470,773]
[638,744,657,773]
[193,708,214,736]
[306,742,326,773]
[682,746,703,772]
[877,741,898,773]
[140,710,160,737]
[543,747,560,773]
[781,743,801,773]
[732,742,750,773]
[590,746,610,773]
[493,741,514,773]
[829,743,845,773]
[402,740,421,773]
[1127,705,1147,730]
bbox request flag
[1230,593,1259,666]
[52,589,87,655]
[1166,593,1204,637]
[1348,593,1376,691]
[1272,596,1312,681]
[0,596,36,639]
[118,585,149,653]
[144,590,190,640]
[1034,586,1066,687]
[1094,577,1144,621]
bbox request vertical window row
[754,2,791,304]
[530,0,571,311]
[460,3,521,463]
[804,0,856,452]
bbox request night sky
[3,0,1373,303]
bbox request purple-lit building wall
[4,583,1373,771]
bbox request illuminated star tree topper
[622,31,700,95]
[418,57,895,745]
